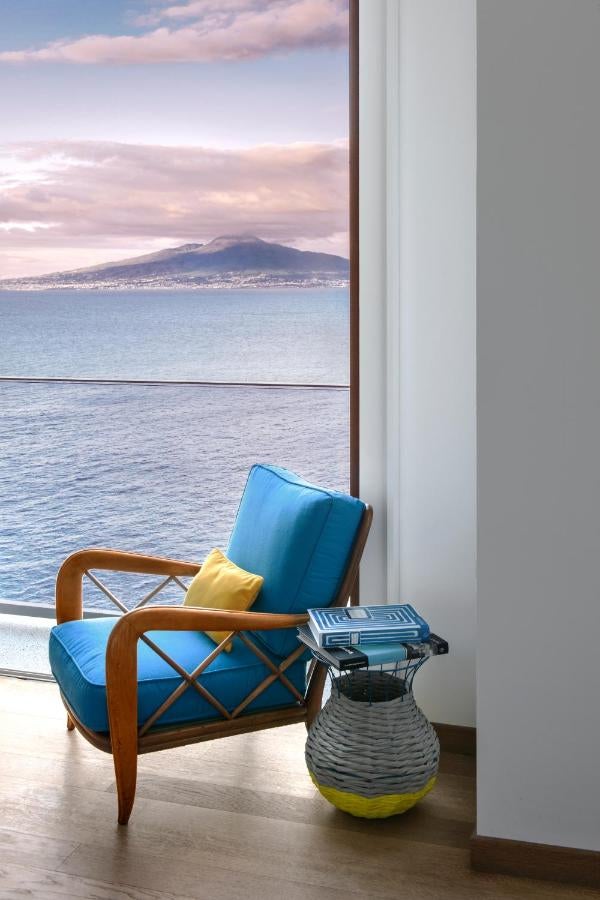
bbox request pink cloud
[0,140,349,278]
[0,0,348,65]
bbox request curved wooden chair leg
[106,619,139,825]
[113,737,138,826]
[66,713,75,731]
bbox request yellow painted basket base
[309,772,437,818]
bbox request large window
[0,1,354,617]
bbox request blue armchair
[50,465,372,823]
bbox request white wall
[359,1,477,727]
[396,0,477,726]
[477,0,600,851]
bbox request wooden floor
[0,677,597,900]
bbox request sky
[0,0,349,278]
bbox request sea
[0,288,349,610]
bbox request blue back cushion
[227,465,365,657]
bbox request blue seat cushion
[49,617,307,734]
[227,465,366,657]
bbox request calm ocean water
[0,288,349,609]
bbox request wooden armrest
[112,605,309,640]
[55,548,201,624]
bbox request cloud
[137,1,281,26]
[0,0,348,65]
[0,220,57,233]
[0,151,94,190]
[0,139,349,278]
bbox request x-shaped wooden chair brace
[136,630,307,736]
[80,566,307,735]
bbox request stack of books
[298,604,448,671]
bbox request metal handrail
[0,600,114,619]
[0,376,349,390]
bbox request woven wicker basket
[305,670,439,818]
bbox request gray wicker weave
[305,670,440,817]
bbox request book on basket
[296,623,448,671]
[307,603,430,648]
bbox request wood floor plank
[59,843,390,900]
[0,860,190,900]
[59,842,600,900]
[0,750,115,793]
[0,677,65,720]
[0,826,78,871]
[119,769,475,847]
[1,676,596,900]
[0,710,100,757]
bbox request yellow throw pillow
[183,548,263,651]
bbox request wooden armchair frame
[55,506,372,824]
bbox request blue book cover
[308,604,430,648]
[297,625,428,669]
[359,642,412,664]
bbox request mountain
[2,236,350,290]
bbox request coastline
[0,278,350,292]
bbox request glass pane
[0,0,351,634]
[0,381,349,610]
